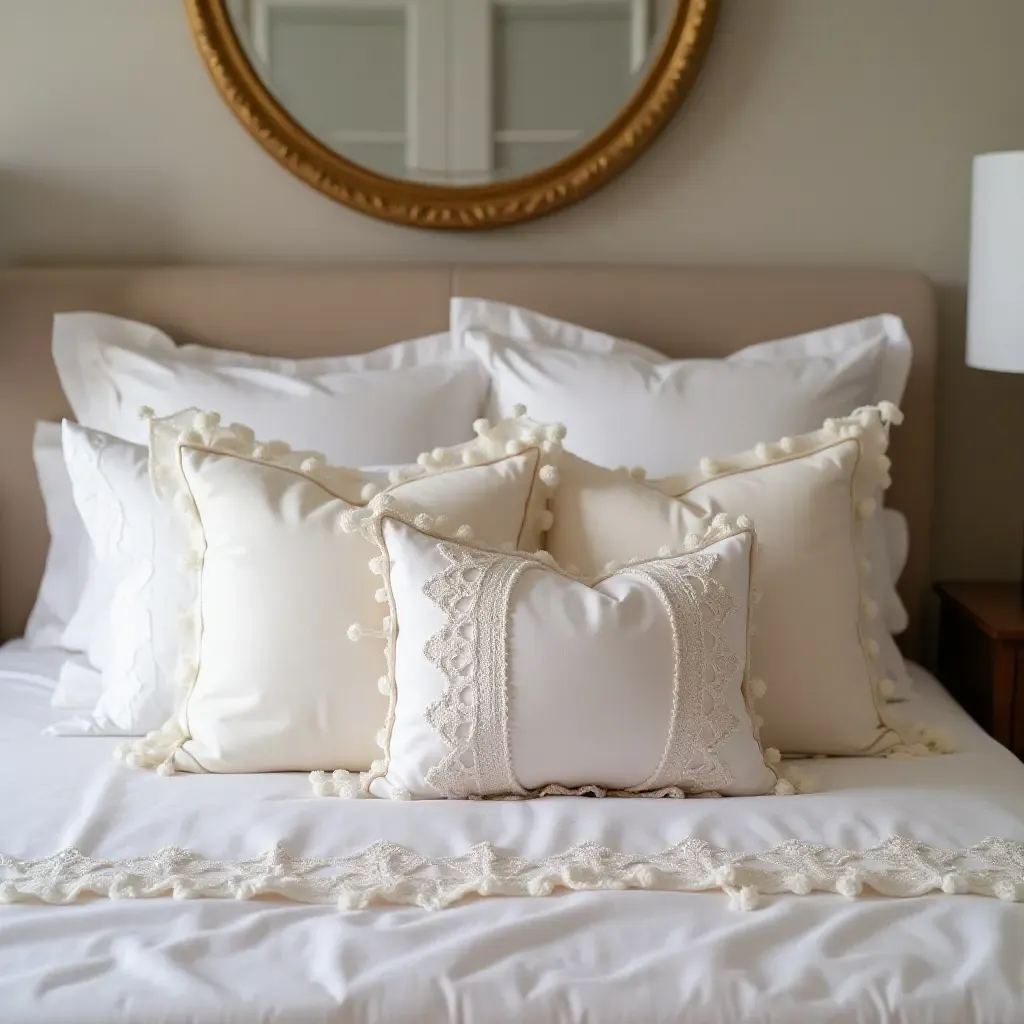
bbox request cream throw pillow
[547,405,908,757]
[124,410,562,775]
[351,504,780,800]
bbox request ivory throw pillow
[53,312,487,466]
[359,506,780,800]
[547,405,910,757]
[124,411,563,775]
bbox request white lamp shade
[967,152,1024,373]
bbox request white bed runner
[3,836,1023,912]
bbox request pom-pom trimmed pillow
[546,404,919,758]
[123,409,564,776]
[348,503,781,801]
[454,299,912,656]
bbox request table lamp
[967,151,1024,591]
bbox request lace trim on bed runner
[1,836,1022,912]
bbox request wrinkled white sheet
[0,646,1022,1024]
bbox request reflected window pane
[268,9,406,138]
[494,141,579,179]
[494,3,633,137]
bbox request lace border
[2,836,1021,912]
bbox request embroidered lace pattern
[625,552,739,794]
[422,543,530,798]
[421,544,747,798]
[2,836,1021,912]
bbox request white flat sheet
[1,647,1022,1024]
[0,641,66,694]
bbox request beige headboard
[0,266,936,658]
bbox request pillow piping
[653,402,945,758]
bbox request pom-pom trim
[649,403,918,758]
[138,406,565,778]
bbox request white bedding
[1,643,1022,1023]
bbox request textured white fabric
[142,412,561,775]
[548,407,914,756]
[23,423,90,651]
[372,516,775,800]
[5,835,1024,912]
[56,423,179,735]
[2,648,1024,1023]
[53,312,487,465]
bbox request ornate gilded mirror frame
[185,0,719,230]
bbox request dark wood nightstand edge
[934,582,1024,642]
[935,582,1024,760]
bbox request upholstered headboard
[0,266,936,656]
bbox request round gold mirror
[186,0,719,229]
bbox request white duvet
[1,643,1022,1024]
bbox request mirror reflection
[227,1,674,184]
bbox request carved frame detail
[184,0,720,230]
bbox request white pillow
[452,299,912,476]
[122,411,563,775]
[23,423,91,651]
[451,298,667,361]
[53,313,488,465]
[882,509,911,635]
[48,655,104,714]
[58,422,175,734]
[546,405,923,757]
[362,508,780,801]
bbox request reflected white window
[229,0,668,183]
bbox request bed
[2,645,1024,1022]
[1,267,1022,1024]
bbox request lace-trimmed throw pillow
[123,410,563,775]
[546,404,926,758]
[353,504,781,801]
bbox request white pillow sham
[358,506,781,801]
[56,422,175,734]
[23,423,91,651]
[53,313,488,466]
[546,405,920,757]
[452,299,912,476]
[48,655,104,715]
[122,411,563,774]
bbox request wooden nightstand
[935,582,1024,760]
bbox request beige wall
[1,0,1023,582]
